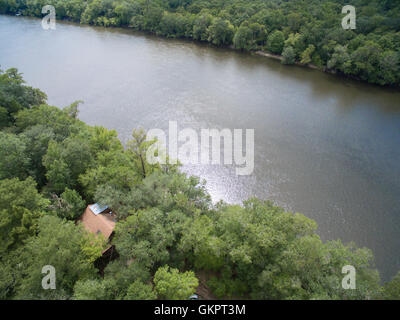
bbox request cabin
[80,204,116,239]
[79,203,118,259]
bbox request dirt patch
[195,271,218,300]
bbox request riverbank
[0,14,359,86]
[2,10,399,89]
[254,50,321,70]
[2,13,346,82]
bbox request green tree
[380,272,400,300]
[378,51,400,85]
[348,41,382,83]
[143,5,163,32]
[15,104,80,141]
[89,126,123,156]
[44,158,72,195]
[102,259,152,299]
[73,279,108,300]
[266,30,285,54]
[0,132,30,180]
[127,128,160,180]
[154,266,198,300]
[113,1,136,26]
[0,250,23,299]
[0,67,46,127]
[193,13,213,41]
[0,106,8,129]
[49,188,86,220]
[327,45,351,72]
[282,46,296,65]
[21,124,55,186]
[158,12,190,38]
[300,44,316,65]
[43,133,94,194]
[80,151,135,201]
[284,33,305,59]
[63,100,83,119]
[64,0,86,22]
[207,18,235,46]
[0,177,49,254]
[179,214,224,271]
[287,12,301,32]
[233,24,253,50]
[124,280,157,300]
[16,215,104,299]
[248,23,267,48]
[112,207,179,265]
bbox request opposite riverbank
[2,0,399,89]
[0,14,376,87]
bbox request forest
[1,67,400,300]
[0,0,399,86]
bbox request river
[1,15,400,281]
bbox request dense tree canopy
[380,271,400,300]
[0,177,49,254]
[1,0,400,86]
[15,215,105,299]
[154,266,198,300]
[0,68,47,128]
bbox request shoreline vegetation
[8,13,345,81]
[1,0,399,87]
[1,67,400,300]
[254,50,320,70]
[4,14,389,87]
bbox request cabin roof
[89,203,109,215]
[80,204,116,239]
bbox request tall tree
[154,265,198,300]
[0,132,30,180]
[0,177,49,254]
[16,215,105,299]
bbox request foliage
[20,125,55,186]
[207,18,235,46]
[233,24,253,50]
[180,199,381,299]
[0,67,46,128]
[16,216,103,299]
[124,280,157,300]
[73,279,108,300]
[300,44,316,65]
[153,265,198,300]
[266,30,285,54]
[0,177,49,254]
[63,100,84,119]
[127,128,159,180]
[282,46,296,65]
[49,188,86,220]
[43,132,94,194]
[0,131,30,180]
[380,272,400,300]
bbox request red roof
[79,205,116,239]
